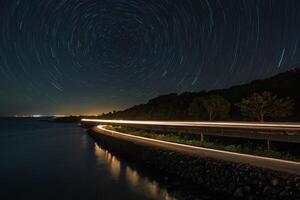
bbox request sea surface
[0,118,186,200]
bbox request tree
[237,92,293,122]
[188,95,231,120]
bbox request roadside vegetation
[106,125,299,161]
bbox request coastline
[87,126,300,199]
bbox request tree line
[101,91,294,122]
[101,69,300,122]
[188,92,293,121]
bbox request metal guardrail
[81,119,300,130]
[81,119,300,145]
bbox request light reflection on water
[1,118,203,200]
[94,143,177,200]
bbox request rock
[243,185,251,193]
[227,183,235,193]
[197,177,203,184]
[234,187,244,198]
[271,178,280,186]
[285,186,291,191]
[287,179,293,186]
[263,186,272,193]
[279,190,289,197]
[258,181,264,188]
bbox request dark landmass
[101,68,300,121]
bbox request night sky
[0,0,299,116]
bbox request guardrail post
[267,139,270,151]
[201,132,204,142]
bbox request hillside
[101,69,300,121]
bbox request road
[93,125,300,175]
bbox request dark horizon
[1,67,299,117]
[1,0,300,116]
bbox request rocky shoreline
[88,129,300,199]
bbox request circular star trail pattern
[0,0,300,115]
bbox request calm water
[0,118,179,200]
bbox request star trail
[0,0,299,115]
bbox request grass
[106,125,299,162]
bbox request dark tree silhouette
[188,95,230,120]
[237,92,293,121]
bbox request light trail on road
[93,125,300,175]
[81,119,300,131]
